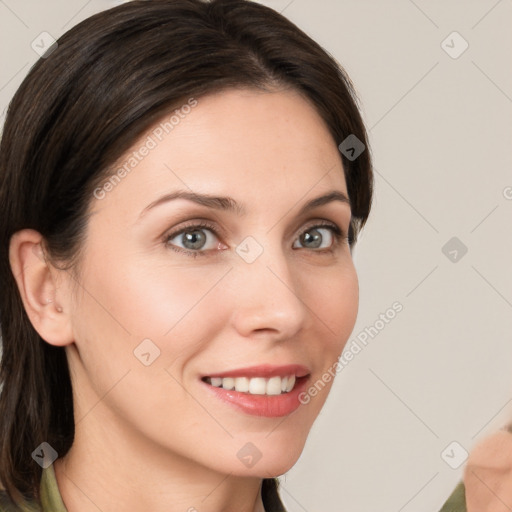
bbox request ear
[9,229,74,347]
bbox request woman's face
[64,87,358,477]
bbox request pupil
[303,229,321,248]
[185,230,205,250]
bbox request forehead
[90,87,348,221]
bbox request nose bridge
[229,232,307,338]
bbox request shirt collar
[40,464,68,512]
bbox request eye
[164,221,221,257]
[292,223,345,251]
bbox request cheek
[308,262,359,353]
[67,257,226,430]
[87,255,230,337]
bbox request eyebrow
[138,189,351,220]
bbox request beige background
[1,1,511,511]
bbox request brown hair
[0,0,373,508]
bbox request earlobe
[9,229,74,347]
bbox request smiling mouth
[201,375,309,396]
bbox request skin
[10,87,359,512]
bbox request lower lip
[201,376,310,417]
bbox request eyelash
[163,220,348,258]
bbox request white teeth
[211,377,222,387]
[221,377,235,390]
[206,374,298,395]
[249,377,267,395]
[266,376,282,395]
[285,375,295,393]
[234,377,249,392]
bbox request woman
[0,0,373,510]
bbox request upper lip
[203,364,310,379]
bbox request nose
[229,238,308,341]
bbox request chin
[228,435,308,478]
[257,455,302,478]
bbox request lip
[201,364,310,379]
[200,365,311,418]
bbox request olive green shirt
[0,466,286,511]
[438,481,466,512]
